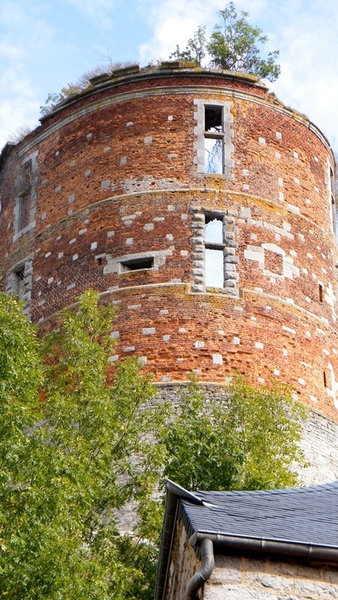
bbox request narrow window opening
[121,257,154,272]
[319,283,323,302]
[7,259,32,317]
[332,195,337,235]
[329,166,336,235]
[18,196,30,231]
[205,106,222,132]
[14,266,25,300]
[17,161,32,232]
[330,166,335,192]
[204,106,224,174]
[323,371,327,388]
[97,257,103,266]
[204,214,224,288]
[205,215,223,243]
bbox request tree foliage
[163,376,306,491]
[170,25,207,67]
[171,2,280,82]
[0,294,42,542]
[0,290,306,598]
[0,290,167,599]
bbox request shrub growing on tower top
[170,2,281,82]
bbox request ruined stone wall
[1,64,338,479]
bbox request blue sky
[1,0,338,152]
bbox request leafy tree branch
[171,2,280,82]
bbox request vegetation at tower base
[163,376,307,492]
[170,2,280,81]
[0,290,167,600]
[0,289,306,598]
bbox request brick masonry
[1,64,338,483]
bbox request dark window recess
[15,266,25,299]
[17,162,32,231]
[121,257,154,272]
[204,106,224,174]
[205,106,223,132]
[329,166,336,235]
[323,371,327,388]
[18,195,30,231]
[319,284,323,302]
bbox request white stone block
[142,328,155,335]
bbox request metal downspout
[186,538,214,600]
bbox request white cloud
[66,0,115,8]
[64,0,116,28]
[0,94,40,149]
[0,1,29,26]
[139,0,225,63]
[270,4,338,149]
[0,10,53,148]
[0,40,26,62]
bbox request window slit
[319,284,323,302]
[121,257,154,272]
[204,214,224,288]
[204,106,224,174]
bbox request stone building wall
[0,63,338,482]
[204,554,338,600]
[165,520,200,600]
[165,520,338,600]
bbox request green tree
[208,3,280,81]
[0,290,307,599]
[170,3,280,82]
[0,290,167,600]
[0,294,42,549]
[170,25,207,66]
[163,376,306,491]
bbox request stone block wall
[204,554,338,600]
[165,520,200,600]
[165,519,338,599]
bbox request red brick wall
[1,65,337,423]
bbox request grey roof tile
[181,481,338,547]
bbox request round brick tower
[1,62,338,484]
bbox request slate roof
[155,480,338,600]
[181,481,338,548]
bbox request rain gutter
[186,537,214,599]
[189,530,338,563]
[185,531,338,599]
